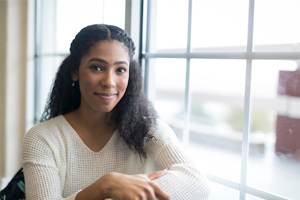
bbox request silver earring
[72,81,75,87]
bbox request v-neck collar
[60,115,117,154]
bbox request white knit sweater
[22,115,210,200]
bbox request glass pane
[39,0,126,54]
[189,59,246,182]
[208,181,240,200]
[248,60,300,200]
[39,0,59,54]
[36,56,65,120]
[246,194,265,200]
[56,0,104,53]
[148,58,186,140]
[253,0,300,52]
[191,0,248,52]
[101,0,126,29]
[148,0,188,53]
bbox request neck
[64,108,116,152]
[68,107,115,136]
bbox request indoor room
[1,0,300,199]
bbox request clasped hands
[76,169,170,200]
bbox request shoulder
[24,115,66,140]
[150,119,178,142]
[22,115,69,166]
[23,115,70,153]
[146,119,181,153]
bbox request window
[33,0,300,199]
[142,0,300,200]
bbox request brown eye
[116,68,126,73]
[91,65,103,71]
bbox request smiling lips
[95,92,117,101]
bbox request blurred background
[1,0,300,199]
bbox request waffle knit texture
[22,115,210,199]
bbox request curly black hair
[41,24,157,159]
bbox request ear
[72,71,78,81]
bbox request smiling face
[73,40,130,114]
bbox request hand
[99,169,170,200]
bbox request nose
[101,70,116,88]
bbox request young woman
[22,24,210,200]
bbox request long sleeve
[22,120,80,200]
[148,120,211,200]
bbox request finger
[149,182,170,200]
[147,169,168,180]
[142,185,157,200]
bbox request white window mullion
[34,0,42,124]
[144,51,300,60]
[240,0,255,199]
[183,0,193,147]
[183,60,191,147]
[143,0,151,98]
[246,186,289,200]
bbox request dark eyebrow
[88,58,128,66]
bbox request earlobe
[72,71,78,81]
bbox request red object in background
[276,115,300,154]
[276,70,300,156]
[278,70,300,97]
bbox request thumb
[147,169,168,180]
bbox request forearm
[76,171,170,200]
[153,164,210,200]
[150,140,210,199]
[74,173,114,200]
[74,181,105,200]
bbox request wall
[0,0,29,185]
